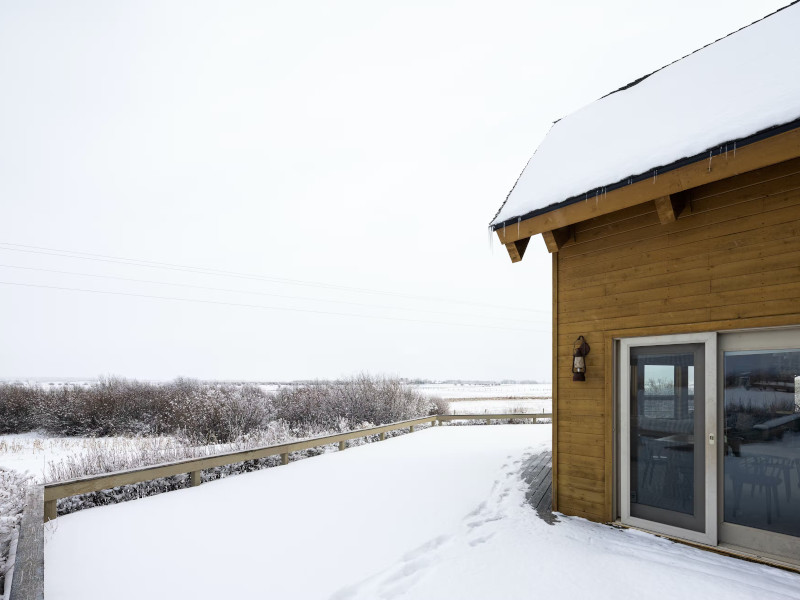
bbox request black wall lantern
[572,336,590,381]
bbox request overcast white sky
[0,0,788,382]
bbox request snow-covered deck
[44,426,800,599]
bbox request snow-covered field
[44,425,800,600]
[0,434,99,483]
[413,382,550,399]
[417,382,552,414]
[0,434,201,484]
[448,398,551,414]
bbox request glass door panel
[629,344,705,532]
[723,348,800,538]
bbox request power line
[0,280,551,333]
[0,242,549,314]
[0,263,548,324]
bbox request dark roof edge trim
[490,117,800,233]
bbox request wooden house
[491,3,800,565]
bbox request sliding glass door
[719,329,800,559]
[620,333,717,545]
[619,328,800,559]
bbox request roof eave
[493,121,800,262]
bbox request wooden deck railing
[42,413,552,522]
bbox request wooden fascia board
[494,126,800,246]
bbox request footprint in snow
[329,535,452,600]
[465,501,487,518]
[469,533,496,547]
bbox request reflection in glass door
[723,348,800,538]
[629,344,705,532]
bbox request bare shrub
[0,378,274,443]
[273,374,430,435]
[428,395,450,415]
[0,468,31,590]
[0,385,39,434]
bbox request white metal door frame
[619,332,718,546]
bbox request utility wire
[0,263,548,324]
[0,242,549,314]
[0,281,551,334]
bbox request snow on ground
[0,434,187,483]
[417,382,552,414]
[0,434,93,483]
[44,425,800,600]
[448,398,551,414]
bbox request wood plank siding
[553,156,800,522]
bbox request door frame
[619,332,718,545]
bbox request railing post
[486,418,491,425]
[379,432,386,441]
[281,452,289,465]
[339,441,346,451]
[189,471,201,487]
[409,424,415,433]
[44,499,57,523]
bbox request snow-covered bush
[0,468,31,591]
[428,395,450,416]
[0,378,274,442]
[273,374,430,435]
[0,385,39,434]
[0,375,430,441]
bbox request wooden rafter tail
[504,237,530,263]
[654,192,689,224]
[541,226,571,253]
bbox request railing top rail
[44,415,437,499]
[43,413,551,502]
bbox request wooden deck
[521,451,556,524]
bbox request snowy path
[44,426,800,600]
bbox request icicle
[725,144,728,160]
[517,217,520,238]
[487,226,493,255]
[734,141,737,157]
[653,169,658,184]
[708,150,713,173]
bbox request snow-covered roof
[491,2,800,230]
